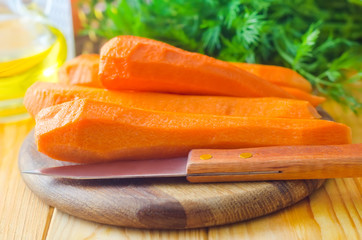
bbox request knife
[23,144,362,182]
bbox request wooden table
[1,100,361,240]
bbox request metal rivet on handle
[239,152,253,158]
[200,154,213,160]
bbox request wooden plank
[208,178,361,239]
[0,119,51,240]
[46,209,207,240]
[208,197,321,239]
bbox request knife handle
[186,144,362,182]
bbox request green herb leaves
[293,22,321,67]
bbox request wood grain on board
[19,130,324,229]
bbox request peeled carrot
[59,54,315,102]
[35,99,351,163]
[99,35,293,98]
[57,51,321,108]
[57,52,321,107]
[24,82,321,119]
[58,54,103,88]
[231,62,312,93]
[281,87,326,106]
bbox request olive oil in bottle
[0,3,66,122]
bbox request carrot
[58,54,103,88]
[57,53,321,108]
[24,82,321,119]
[35,99,351,163]
[281,87,326,107]
[59,54,315,103]
[231,62,312,93]
[99,35,293,99]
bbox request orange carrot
[35,99,351,163]
[281,87,326,106]
[99,35,293,98]
[231,62,312,93]
[24,82,321,119]
[59,54,314,102]
[58,54,103,88]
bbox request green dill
[81,0,362,112]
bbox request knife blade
[23,144,362,182]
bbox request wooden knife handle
[186,144,362,183]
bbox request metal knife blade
[23,157,188,179]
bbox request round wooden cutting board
[19,131,325,229]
